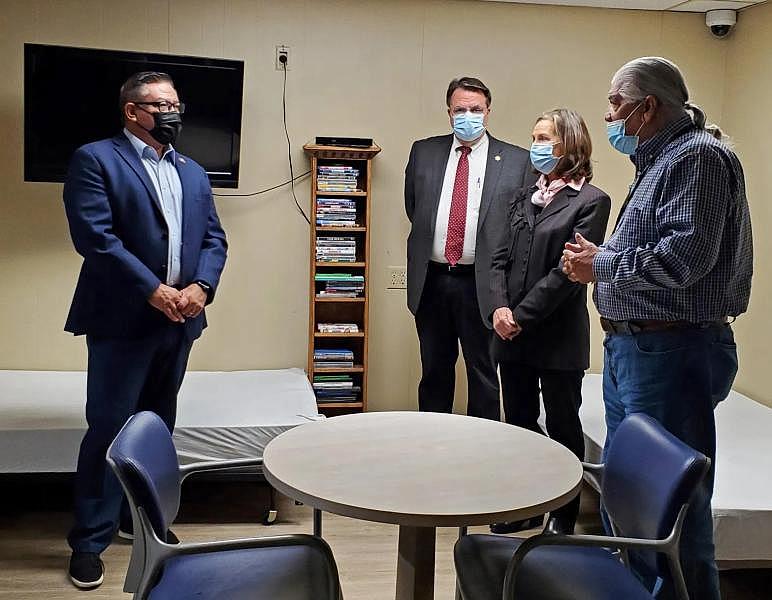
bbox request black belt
[428,261,475,275]
[600,317,729,336]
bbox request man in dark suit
[405,77,531,420]
[63,71,227,589]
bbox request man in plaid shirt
[563,57,753,600]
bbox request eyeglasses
[133,100,185,114]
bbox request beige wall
[722,0,770,406]
[1,0,761,412]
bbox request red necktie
[445,145,472,265]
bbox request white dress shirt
[431,133,489,264]
[124,128,183,286]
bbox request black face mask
[142,111,183,146]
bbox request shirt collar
[631,114,693,172]
[536,175,585,193]
[453,132,488,155]
[567,177,585,191]
[123,128,176,164]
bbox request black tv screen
[24,44,243,188]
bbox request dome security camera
[706,9,737,38]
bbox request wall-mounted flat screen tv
[25,43,244,188]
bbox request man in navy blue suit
[63,71,227,589]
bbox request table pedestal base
[396,525,436,600]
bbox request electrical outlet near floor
[388,266,407,289]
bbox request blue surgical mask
[453,111,485,142]
[530,142,562,174]
[607,102,644,155]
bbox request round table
[263,411,583,600]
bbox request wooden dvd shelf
[304,142,381,415]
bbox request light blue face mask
[453,111,486,142]
[530,142,562,174]
[607,102,644,155]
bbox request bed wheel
[262,509,278,525]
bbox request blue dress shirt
[124,128,183,286]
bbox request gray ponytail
[685,102,726,141]
[684,102,706,128]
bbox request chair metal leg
[665,505,690,600]
[454,528,467,598]
[123,540,144,593]
[667,550,689,600]
[121,506,144,593]
[314,508,323,537]
[262,484,278,525]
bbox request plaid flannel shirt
[593,115,753,322]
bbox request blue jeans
[602,324,737,600]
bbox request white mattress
[174,369,322,463]
[0,369,321,472]
[580,373,772,568]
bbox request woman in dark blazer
[489,108,611,535]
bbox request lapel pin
[494,155,501,161]
[178,156,186,164]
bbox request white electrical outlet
[275,45,290,70]
[388,266,407,289]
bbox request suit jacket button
[161,264,167,269]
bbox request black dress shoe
[543,516,574,535]
[490,515,544,534]
[68,551,104,589]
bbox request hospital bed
[580,373,772,568]
[0,368,321,523]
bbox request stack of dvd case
[315,273,365,297]
[317,165,359,192]
[316,197,357,227]
[313,349,355,369]
[313,374,361,403]
[316,236,356,263]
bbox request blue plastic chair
[454,413,710,600]
[107,411,342,600]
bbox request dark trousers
[68,324,194,554]
[415,269,500,420]
[499,362,584,527]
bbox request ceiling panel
[478,0,765,11]
[669,1,757,11]
[479,1,672,8]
